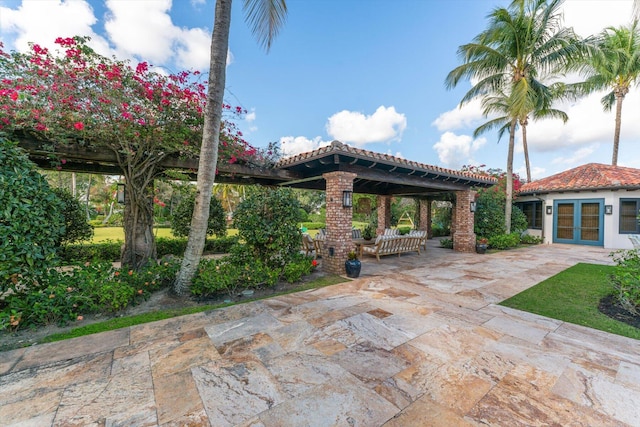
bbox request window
[515,201,542,229]
[619,199,640,234]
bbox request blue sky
[1,0,638,180]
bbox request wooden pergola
[19,138,496,275]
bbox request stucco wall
[517,190,640,250]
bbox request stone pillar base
[453,232,476,252]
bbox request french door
[553,199,604,246]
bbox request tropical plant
[362,224,375,240]
[571,21,640,165]
[174,0,288,294]
[445,0,583,232]
[0,138,65,294]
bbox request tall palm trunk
[612,92,625,165]
[520,117,531,182]
[174,0,231,295]
[505,118,517,234]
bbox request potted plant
[362,224,375,241]
[345,250,361,278]
[476,237,488,254]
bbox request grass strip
[39,274,348,344]
[500,263,640,340]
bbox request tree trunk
[85,174,92,221]
[71,172,77,197]
[505,118,517,234]
[173,0,232,295]
[102,200,115,225]
[121,178,156,270]
[520,118,531,182]
[612,93,624,166]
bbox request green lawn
[88,227,239,243]
[500,263,640,340]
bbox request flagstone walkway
[2,241,640,426]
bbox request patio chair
[302,234,317,258]
[313,232,326,258]
[629,235,640,249]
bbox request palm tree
[572,21,640,165]
[474,87,568,182]
[213,183,244,220]
[174,0,287,295]
[445,0,582,233]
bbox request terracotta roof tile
[519,163,640,194]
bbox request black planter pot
[345,259,362,278]
[476,244,488,254]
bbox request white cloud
[280,136,332,158]
[516,164,546,181]
[526,89,640,153]
[326,106,407,146]
[561,1,632,38]
[0,0,114,57]
[245,110,256,123]
[0,0,213,71]
[432,99,484,132]
[551,145,599,167]
[433,131,486,169]
[104,0,179,65]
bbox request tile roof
[276,140,496,184]
[518,163,640,194]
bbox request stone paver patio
[2,241,640,426]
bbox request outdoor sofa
[361,232,424,261]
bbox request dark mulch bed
[598,294,640,329]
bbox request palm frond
[243,0,288,52]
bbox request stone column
[376,195,391,235]
[322,171,357,275]
[418,199,432,238]
[453,190,476,252]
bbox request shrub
[487,233,521,250]
[0,138,65,294]
[57,236,239,264]
[58,241,123,263]
[191,245,280,297]
[170,191,226,238]
[431,223,450,237]
[520,234,542,244]
[609,249,640,316]
[283,254,315,283]
[397,226,411,235]
[52,188,94,245]
[439,238,453,249]
[233,188,303,269]
[475,190,527,240]
[0,259,180,330]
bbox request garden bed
[0,267,338,352]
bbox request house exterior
[516,163,640,250]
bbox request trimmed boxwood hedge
[58,236,239,263]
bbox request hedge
[58,236,239,263]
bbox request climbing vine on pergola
[0,36,267,269]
